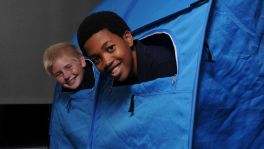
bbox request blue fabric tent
[73,0,264,148]
[193,0,264,148]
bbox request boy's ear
[80,56,86,68]
[123,31,134,47]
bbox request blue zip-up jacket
[49,66,100,149]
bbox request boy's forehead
[54,54,78,64]
[84,29,117,53]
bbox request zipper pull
[128,95,135,116]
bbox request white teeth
[67,77,75,85]
[111,65,120,76]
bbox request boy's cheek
[55,78,64,85]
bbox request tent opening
[140,33,178,75]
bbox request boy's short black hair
[77,11,130,56]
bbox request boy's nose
[102,54,113,72]
[63,71,71,80]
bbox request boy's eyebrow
[53,70,62,76]
[87,40,114,57]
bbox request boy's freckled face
[84,29,135,81]
[52,55,86,89]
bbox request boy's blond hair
[43,42,83,75]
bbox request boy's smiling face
[84,29,136,81]
[52,55,86,89]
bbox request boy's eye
[106,45,115,52]
[54,72,63,78]
[64,64,73,71]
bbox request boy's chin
[64,83,80,90]
[109,71,128,81]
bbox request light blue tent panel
[73,0,264,148]
[194,0,264,148]
[81,0,212,149]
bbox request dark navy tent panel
[89,0,201,31]
[118,0,198,31]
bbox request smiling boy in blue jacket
[43,42,99,149]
